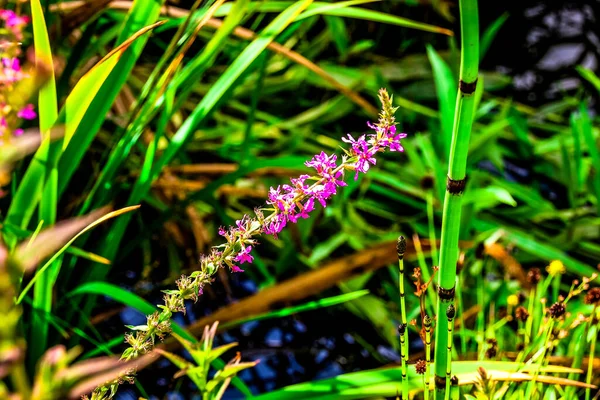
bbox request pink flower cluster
[0,8,36,143]
[200,122,406,277]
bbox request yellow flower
[507,294,519,307]
[546,260,565,276]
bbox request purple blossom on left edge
[0,8,35,146]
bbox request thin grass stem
[397,236,409,400]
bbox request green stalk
[424,314,432,400]
[397,236,409,400]
[433,0,479,398]
[445,304,456,400]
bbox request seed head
[549,302,566,318]
[485,338,498,359]
[527,268,542,285]
[585,287,600,305]
[415,359,427,375]
[515,306,529,322]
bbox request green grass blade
[480,13,508,60]
[299,4,453,36]
[154,0,314,176]
[83,0,314,275]
[57,0,165,196]
[25,0,60,366]
[16,206,140,304]
[577,103,600,214]
[426,44,456,159]
[577,66,600,93]
[221,290,369,329]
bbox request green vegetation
[0,1,599,399]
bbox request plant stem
[397,236,409,400]
[433,0,479,398]
[424,314,432,400]
[445,304,456,400]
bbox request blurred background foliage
[1,0,600,398]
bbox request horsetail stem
[397,236,409,399]
[424,314,432,400]
[433,0,479,398]
[445,304,456,400]
[398,323,409,399]
[450,375,459,400]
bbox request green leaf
[297,2,453,36]
[67,281,193,341]
[27,0,60,366]
[427,45,456,159]
[577,66,600,93]
[462,186,517,210]
[480,13,508,60]
[57,0,166,196]
[16,206,140,304]
[221,290,370,329]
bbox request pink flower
[234,246,254,264]
[17,104,36,120]
[1,57,25,84]
[0,10,29,40]
[383,126,407,152]
[231,265,244,273]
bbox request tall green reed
[433,0,479,398]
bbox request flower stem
[433,0,479,398]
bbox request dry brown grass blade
[67,352,158,399]
[50,1,379,117]
[457,370,597,389]
[13,206,110,274]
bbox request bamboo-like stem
[398,236,409,399]
[424,314,432,400]
[444,304,456,400]
[433,0,479,398]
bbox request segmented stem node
[397,236,407,259]
[398,323,407,335]
[446,304,456,320]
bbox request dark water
[480,1,600,107]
